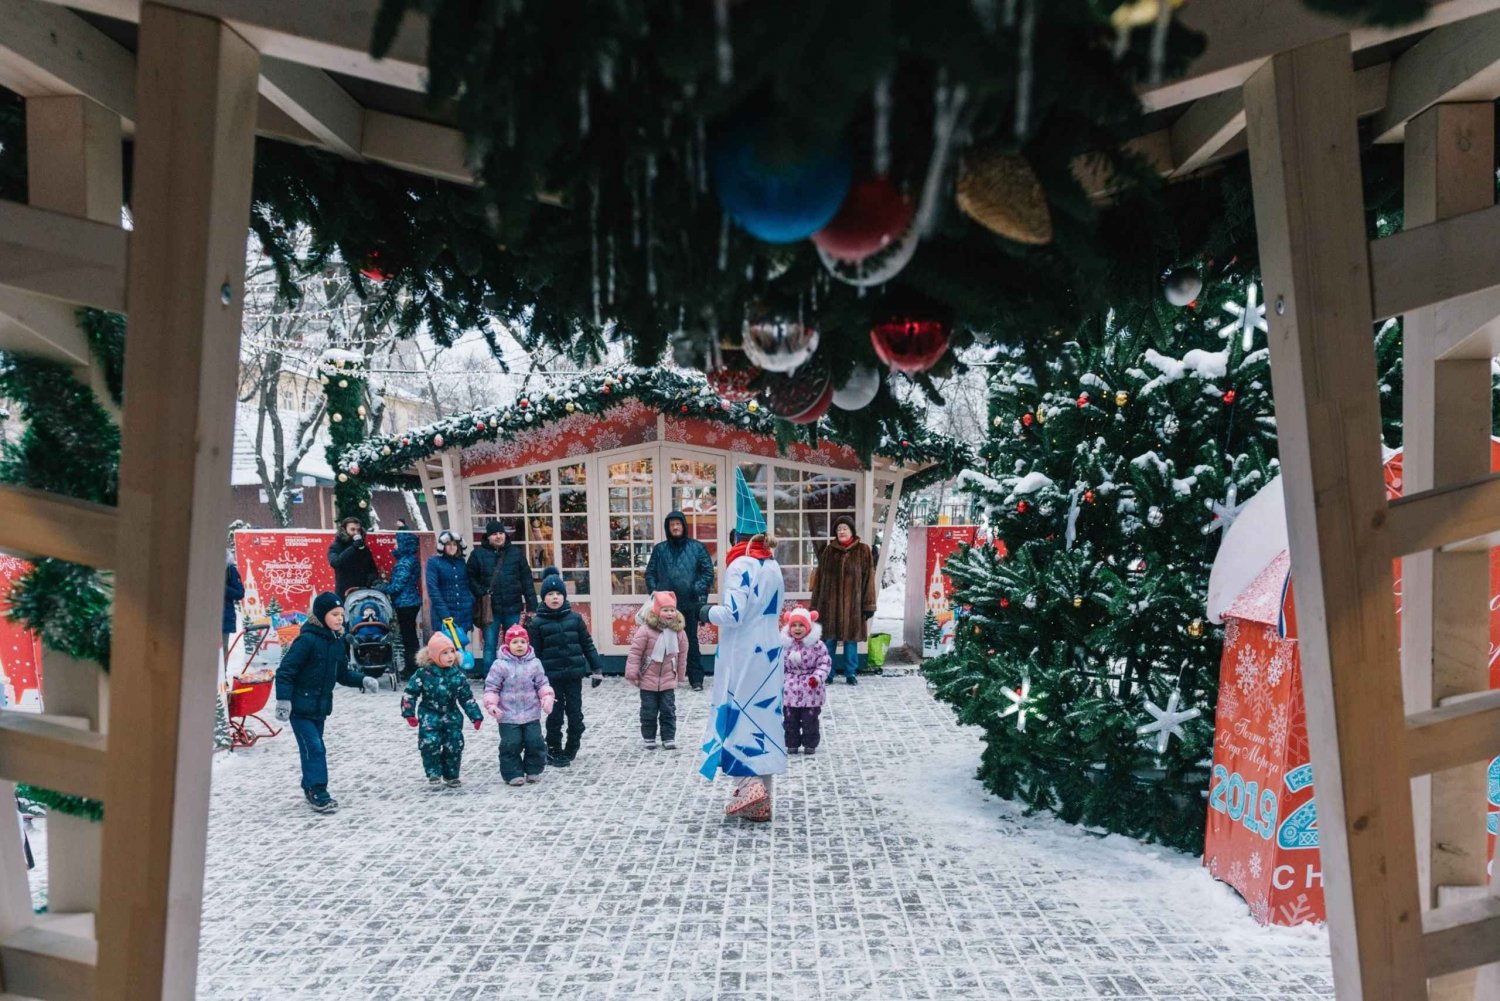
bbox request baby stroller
[343,587,400,690]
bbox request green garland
[319,352,373,522]
[340,366,970,493]
[15,785,104,824]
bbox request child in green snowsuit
[402,632,483,787]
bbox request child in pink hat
[625,591,689,749]
[781,606,831,755]
[481,624,555,785]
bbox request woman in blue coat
[383,532,423,679]
[426,529,475,641]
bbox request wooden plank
[0,288,93,367]
[42,654,108,916]
[259,57,363,160]
[360,109,471,184]
[1424,893,1500,978]
[0,780,35,949]
[25,96,124,225]
[1384,474,1500,556]
[1375,9,1500,142]
[0,712,106,800]
[1370,202,1500,322]
[1169,88,1246,177]
[0,925,96,1001]
[1244,34,1426,1001]
[95,6,260,999]
[0,0,136,121]
[1405,689,1500,776]
[0,484,117,568]
[0,200,127,312]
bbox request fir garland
[318,352,373,522]
[338,366,970,494]
[15,785,105,824]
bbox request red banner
[0,554,43,710]
[922,526,978,657]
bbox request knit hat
[540,566,566,599]
[484,520,506,538]
[784,606,818,632]
[426,632,457,663]
[651,591,678,616]
[311,592,341,626]
[504,623,531,653]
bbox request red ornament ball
[811,176,916,263]
[1000,598,1010,608]
[1022,413,1034,427]
[475,421,486,430]
[400,438,410,447]
[1077,393,1090,407]
[680,405,690,413]
[705,362,761,402]
[1016,501,1029,514]
[433,434,444,448]
[519,399,529,409]
[1223,389,1237,405]
[870,317,950,373]
[1084,489,1096,503]
[900,439,910,448]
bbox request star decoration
[1221,282,1268,351]
[999,675,1041,732]
[1202,482,1247,536]
[1137,690,1202,754]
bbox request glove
[808,676,819,689]
[540,688,556,715]
[472,719,482,731]
[863,610,875,620]
[405,716,419,728]
[275,700,291,721]
[362,676,379,694]
[591,673,603,689]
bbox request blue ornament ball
[710,121,852,244]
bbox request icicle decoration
[645,153,658,300]
[718,212,730,271]
[714,0,733,85]
[873,74,893,176]
[695,117,709,193]
[1065,488,1081,550]
[1148,0,1173,88]
[1014,0,1035,140]
[589,181,602,326]
[579,81,591,138]
[598,51,616,91]
[607,234,616,305]
[631,165,641,248]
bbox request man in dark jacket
[274,592,378,813]
[328,516,380,597]
[527,568,603,767]
[644,511,716,690]
[467,520,537,669]
[223,560,244,654]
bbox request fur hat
[650,591,678,615]
[311,592,341,626]
[784,606,818,633]
[504,623,531,653]
[437,529,466,553]
[425,632,457,664]
[540,565,567,600]
[831,514,858,538]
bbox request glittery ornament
[1114,390,1129,406]
[566,402,577,413]
[1022,413,1034,427]
[331,413,343,423]
[1223,389,1237,405]
[748,401,760,414]
[1147,507,1164,527]
[1077,393,1089,408]
[433,434,444,447]
[1187,618,1205,638]
[1072,596,1083,608]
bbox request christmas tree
[924,268,1280,852]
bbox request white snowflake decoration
[1267,704,1289,750]
[1234,644,1261,696]
[1249,852,1264,880]
[1228,860,1246,886]
[1221,282,1268,352]
[999,676,1041,732]
[1265,642,1293,688]
[1136,690,1202,754]
[1203,482,1247,537]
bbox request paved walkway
[192,676,1334,1000]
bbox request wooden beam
[96,6,260,999]
[1405,689,1500,776]
[361,109,471,184]
[258,56,363,160]
[0,0,136,122]
[1384,473,1500,556]
[0,200,128,312]
[1169,88,1245,177]
[1375,9,1500,142]
[1369,202,1500,322]
[0,484,117,569]
[1424,894,1500,978]
[1244,34,1425,1001]
[0,712,106,800]
[0,288,93,367]
[0,925,96,1001]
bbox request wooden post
[96,5,259,999]
[1244,35,1426,1001]
[1398,101,1496,1001]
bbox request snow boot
[642,739,658,750]
[547,752,571,768]
[662,740,677,750]
[305,787,336,814]
[444,777,462,788]
[507,777,525,787]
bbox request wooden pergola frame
[0,1,1497,997]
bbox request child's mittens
[472,719,482,731]
[275,700,291,721]
[361,676,379,694]
[481,694,502,721]
[807,676,819,689]
[405,716,419,728]
[540,686,557,715]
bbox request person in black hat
[274,592,379,813]
[467,520,537,674]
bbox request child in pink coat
[482,624,556,786]
[781,606,832,755]
[625,591,690,749]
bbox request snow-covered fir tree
[924,269,1279,852]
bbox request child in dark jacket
[527,567,603,767]
[402,633,484,787]
[482,624,556,786]
[781,606,832,755]
[274,592,378,813]
[625,591,689,749]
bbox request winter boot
[305,787,336,814]
[642,739,658,750]
[662,740,677,750]
[547,751,571,768]
[427,777,443,788]
[444,777,462,788]
[507,777,525,787]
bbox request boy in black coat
[527,567,603,767]
[275,592,378,812]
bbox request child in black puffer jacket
[526,567,603,767]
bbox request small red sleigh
[225,626,281,749]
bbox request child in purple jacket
[782,606,832,755]
[482,624,556,786]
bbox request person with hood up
[625,591,690,749]
[781,606,832,755]
[401,632,484,787]
[274,592,379,813]
[328,515,381,597]
[527,567,603,767]
[467,520,537,669]
[482,624,556,786]
[644,511,716,690]
[383,532,423,679]
[808,513,877,685]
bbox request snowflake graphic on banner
[1234,644,1261,696]
[1228,860,1246,886]
[1268,704,1290,751]
[1250,892,1271,925]
[1266,642,1293,688]
[1249,851,1263,880]
[1221,282,1269,351]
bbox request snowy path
[195,677,1333,1000]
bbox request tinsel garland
[318,351,373,522]
[338,366,970,493]
[15,785,105,824]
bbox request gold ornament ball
[337,473,347,483]
[1115,390,1130,407]
[1036,409,1046,424]
[331,412,343,422]
[356,406,367,418]
[338,379,349,388]
[1187,618,1205,638]
[992,416,1003,428]
[1072,595,1083,608]
[565,402,576,414]
[748,401,760,414]
[380,446,391,456]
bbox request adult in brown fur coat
[808,514,877,685]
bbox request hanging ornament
[348,462,360,476]
[954,146,1052,245]
[1147,506,1164,527]
[1163,266,1203,307]
[747,400,760,414]
[1161,413,1180,439]
[1084,490,1096,504]
[1022,413,1034,427]
[380,446,391,457]
[338,379,349,389]
[811,176,915,263]
[992,416,1004,428]
[831,364,881,411]
[1128,557,1147,574]
[357,499,368,509]
[331,412,343,423]
[1077,393,1089,408]
[433,434,444,448]
[565,402,577,414]
[1023,594,1037,609]
[358,249,391,282]
[1036,408,1046,425]
[1223,389,1237,405]
[1016,501,1029,514]
[1114,390,1130,407]
[705,354,762,402]
[999,675,1039,731]
[1136,690,1202,754]
[709,117,852,243]
[1221,282,1269,351]
[764,359,834,425]
[999,597,1010,608]
[1072,595,1083,608]
[1186,617,1205,638]
[741,316,820,373]
[870,317,950,373]
[337,473,348,483]
[519,399,530,409]
[356,405,367,418]
[400,437,410,447]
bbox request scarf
[726,539,772,564]
[650,626,681,664]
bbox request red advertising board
[0,554,43,710]
[920,525,979,657]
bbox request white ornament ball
[993,416,1003,428]
[831,364,880,411]
[356,405,366,418]
[1164,267,1203,307]
[524,413,533,423]
[358,500,368,509]
[332,412,343,423]
[381,446,392,456]
[1147,506,1164,527]
[337,473,348,483]
[338,379,349,389]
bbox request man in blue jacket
[274,593,378,813]
[644,511,716,690]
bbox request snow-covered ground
[170,676,1333,1000]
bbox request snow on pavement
[190,676,1333,1000]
